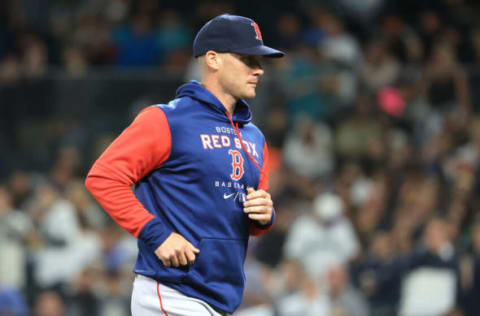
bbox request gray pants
[131,274,226,316]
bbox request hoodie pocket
[183,238,247,308]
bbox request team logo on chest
[228,149,244,180]
[200,128,260,182]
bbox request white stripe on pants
[131,274,226,316]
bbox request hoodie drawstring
[226,112,261,173]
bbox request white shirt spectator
[0,208,33,289]
[276,291,330,316]
[35,197,101,287]
[323,34,360,66]
[284,193,359,278]
[399,268,456,316]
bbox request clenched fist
[154,232,200,267]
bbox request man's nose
[253,67,264,76]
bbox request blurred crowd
[2,0,480,315]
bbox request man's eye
[242,57,259,68]
[240,56,251,64]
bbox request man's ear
[204,51,221,71]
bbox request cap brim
[232,45,285,58]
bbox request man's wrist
[252,209,275,229]
[139,218,173,250]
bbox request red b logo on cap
[251,22,263,40]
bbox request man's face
[218,53,264,100]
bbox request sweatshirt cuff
[138,218,173,250]
[252,208,275,229]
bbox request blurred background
[1,0,480,315]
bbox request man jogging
[85,13,284,315]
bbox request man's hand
[243,187,273,225]
[154,232,200,268]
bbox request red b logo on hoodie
[228,149,244,180]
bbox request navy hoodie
[85,81,274,313]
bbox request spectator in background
[393,176,441,244]
[274,260,330,316]
[0,186,32,291]
[444,116,480,193]
[399,217,459,316]
[33,290,65,316]
[239,251,273,311]
[21,34,48,79]
[69,224,135,316]
[155,9,192,55]
[421,127,454,178]
[49,146,82,192]
[275,42,331,123]
[283,115,334,179]
[327,264,369,316]
[337,0,384,22]
[459,221,480,316]
[8,171,34,211]
[65,180,107,230]
[302,7,325,52]
[263,106,288,149]
[353,232,401,316]
[254,197,296,269]
[335,94,382,160]
[418,10,444,61]
[72,16,117,66]
[27,182,89,292]
[354,170,390,245]
[0,54,22,85]
[96,270,131,316]
[67,267,100,316]
[385,130,412,176]
[155,10,192,70]
[380,15,423,64]
[318,12,360,66]
[284,192,360,279]
[422,43,471,124]
[359,38,400,93]
[392,74,431,146]
[62,45,88,78]
[334,161,367,215]
[272,13,302,52]
[112,13,160,66]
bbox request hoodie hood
[175,81,252,124]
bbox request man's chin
[243,90,256,99]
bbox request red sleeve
[249,141,274,236]
[85,106,171,237]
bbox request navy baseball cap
[193,14,284,58]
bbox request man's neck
[201,80,236,115]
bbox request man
[85,14,284,315]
